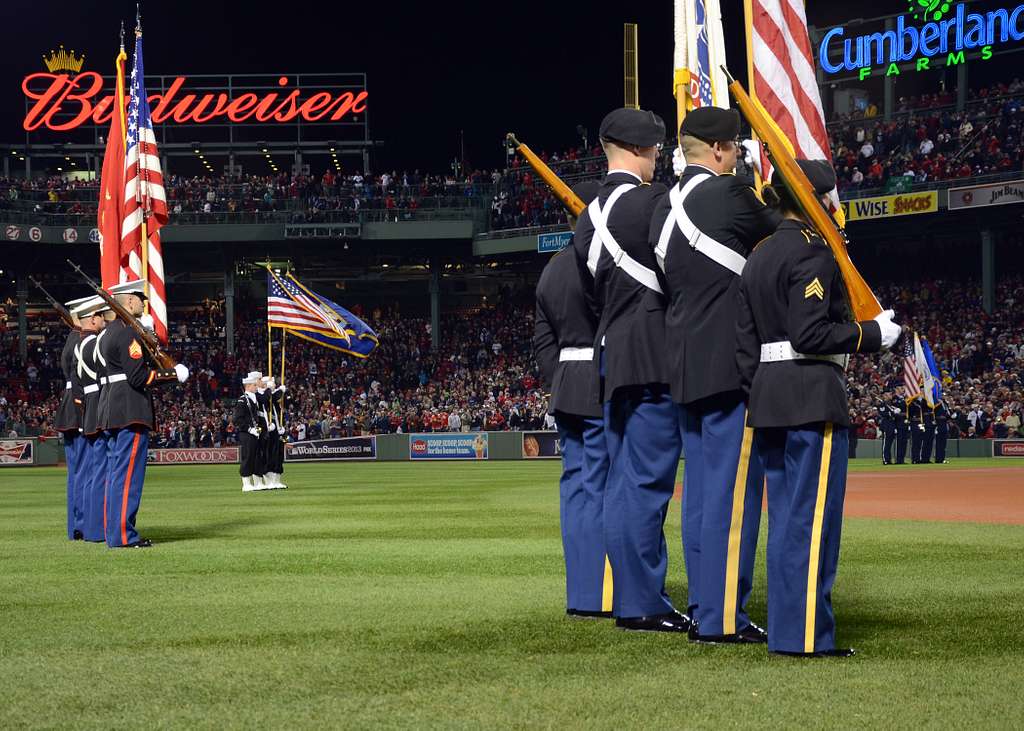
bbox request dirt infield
[676,466,1024,525]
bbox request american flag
[267,272,347,337]
[747,0,842,214]
[902,332,923,400]
[120,29,168,344]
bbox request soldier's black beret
[779,159,836,195]
[571,180,601,207]
[599,108,666,147]
[680,106,741,142]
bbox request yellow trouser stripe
[805,423,834,653]
[723,424,755,635]
[601,555,614,612]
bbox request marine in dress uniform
[650,106,780,643]
[878,396,898,465]
[908,396,925,463]
[535,182,612,618]
[894,386,910,464]
[572,108,690,633]
[55,296,91,540]
[96,281,190,547]
[933,400,950,463]
[73,297,110,542]
[235,373,268,491]
[264,376,288,489]
[736,159,902,657]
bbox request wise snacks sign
[22,72,368,132]
[819,3,1024,80]
[841,191,938,221]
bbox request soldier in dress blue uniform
[933,399,950,463]
[55,296,91,540]
[920,400,936,463]
[736,159,902,657]
[573,108,690,633]
[96,281,190,548]
[908,395,925,463]
[894,386,910,464]
[535,180,613,618]
[878,398,896,465]
[72,297,110,542]
[650,106,780,644]
[235,373,267,491]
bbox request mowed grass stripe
[1,460,1022,728]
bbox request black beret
[598,108,666,147]
[571,180,601,207]
[779,159,836,195]
[680,106,741,142]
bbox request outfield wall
[13,433,1016,468]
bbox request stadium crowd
[2,276,1022,446]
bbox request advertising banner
[949,180,1024,210]
[409,433,488,460]
[537,231,573,253]
[148,447,239,464]
[285,437,377,462]
[522,431,560,459]
[0,439,34,466]
[992,440,1024,457]
[841,191,938,221]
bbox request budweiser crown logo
[42,45,85,74]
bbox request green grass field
[2,460,1023,729]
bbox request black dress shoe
[616,611,692,633]
[690,622,768,644]
[566,609,613,619]
[771,647,856,658]
[122,538,153,548]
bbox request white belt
[65,381,72,390]
[84,384,100,394]
[106,373,128,384]
[559,347,594,362]
[586,184,664,294]
[655,174,746,276]
[760,341,848,369]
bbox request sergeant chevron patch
[128,339,143,359]
[804,278,825,300]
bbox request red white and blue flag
[120,29,168,344]
[674,0,730,111]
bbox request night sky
[0,0,984,173]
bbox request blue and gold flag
[267,269,379,358]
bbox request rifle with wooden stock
[65,259,178,369]
[28,277,77,330]
[721,67,883,321]
[506,133,587,218]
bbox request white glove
[740,140,763,176]
[873,309,902,350]
[248,426,260,437]
[277,385,287,394]
[174,363,190,383]
[139,313,155,331]
[266,377,276,389]
[268,422,277,432]
[672,146,686,178]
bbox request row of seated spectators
[1,275,1021,446]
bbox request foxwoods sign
[819,2,1024,79]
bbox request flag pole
[280,329,286,385]
[267,323,272,378]
[743,0,765,194]
[673,0,689,148]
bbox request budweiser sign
[22,73,368,132]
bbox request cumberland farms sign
[819,2,1024,80]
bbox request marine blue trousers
[556,413,611,613]
[757,422,849,654]
[104,427,149,548]
[64,432,86,540]
[603,385,681,619]
[680,396,764,636]
[82,433,108,542]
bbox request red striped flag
[746,0,843,217]
[98,47,127,290]
[902,333,923,400]
[120,28,168,344]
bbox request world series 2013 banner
[148,447,239,465]
[0,439,34,466]
[285,437,377,461]
[522,431,560,459]
[841,191,938,221]
[409,433,488,460]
